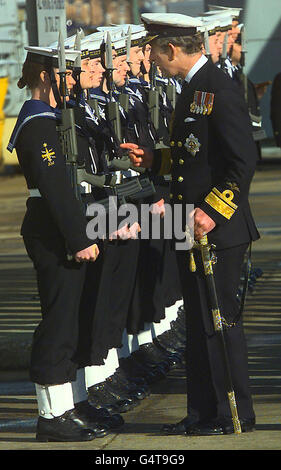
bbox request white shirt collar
[185,54,209,84]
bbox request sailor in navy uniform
[97,25,184,376]
[8,46,112,442]
[67,32,153,409]
[134,13,260,436]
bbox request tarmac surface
[0,154,281,453]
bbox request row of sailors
[7,4,258,442]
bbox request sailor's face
[54,68,76,99]
[89,57,105,88]
[217,31,227,55]
[209,34,220,64]
[142,44,151,74]
[80,58,95,89]
[129,46,144,76]
[113,54,130,87]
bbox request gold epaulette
[159,148,172,175]
[204,186,238,220]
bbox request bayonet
[58,30,67,108]
[204,28,211,58]
[126,25,132,64]
[240,25,246,68]
[73,28,84,103]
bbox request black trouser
[176,243,255,423]
[24,235,87,385]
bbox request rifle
[148,63,170,149]
[104,31,122,140]
[102,31,148,179]
[57,31,117,203]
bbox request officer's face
[89,58,105,88]
[149,42,177,77]
[113,55,130,87]
[129,46,145,76]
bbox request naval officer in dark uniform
[129,13,259,436]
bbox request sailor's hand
[150,198,165,218]
[74,244,99,263]
[109,223,141,240]
[192,208,216,241]
[120,143,153,168]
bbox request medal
[190,91,215,115]
[184,133,201,157]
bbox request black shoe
[131,343,171,373]
[116,366,151,397]
[119,356,166,384]
[105,376,140,409]
[156,329,185,355]
[36,409,96,442]
[88,382,132,414]
[107,371,147,400]
[188,418,256,436]
[162,415,199,435]
[75,400,124,431]
[153,339,183,367]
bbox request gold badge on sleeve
[184,133,201,157]
[41,142,56,166]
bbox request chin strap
[48,67,64,109]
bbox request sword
[189,234,242,435]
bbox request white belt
[29,189,41,198]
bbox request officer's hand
[120,143,153,168]
[193,208,216,240]
[74,244,99,263]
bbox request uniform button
[170,159,173,164]
[179,159,184,165]
[170,141,175,146]
[177,194,183,200]
[177,141,183,147]
[178,176,184,182]
[170,193,173,199]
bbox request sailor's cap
[201,11,233,32]
[80,32,104,59]
[97,27,129,56]
[50,30,103,60]
[141,13,203,40]
[24,45,80,68]
[207,5,242,21]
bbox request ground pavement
[0,156,280,453]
